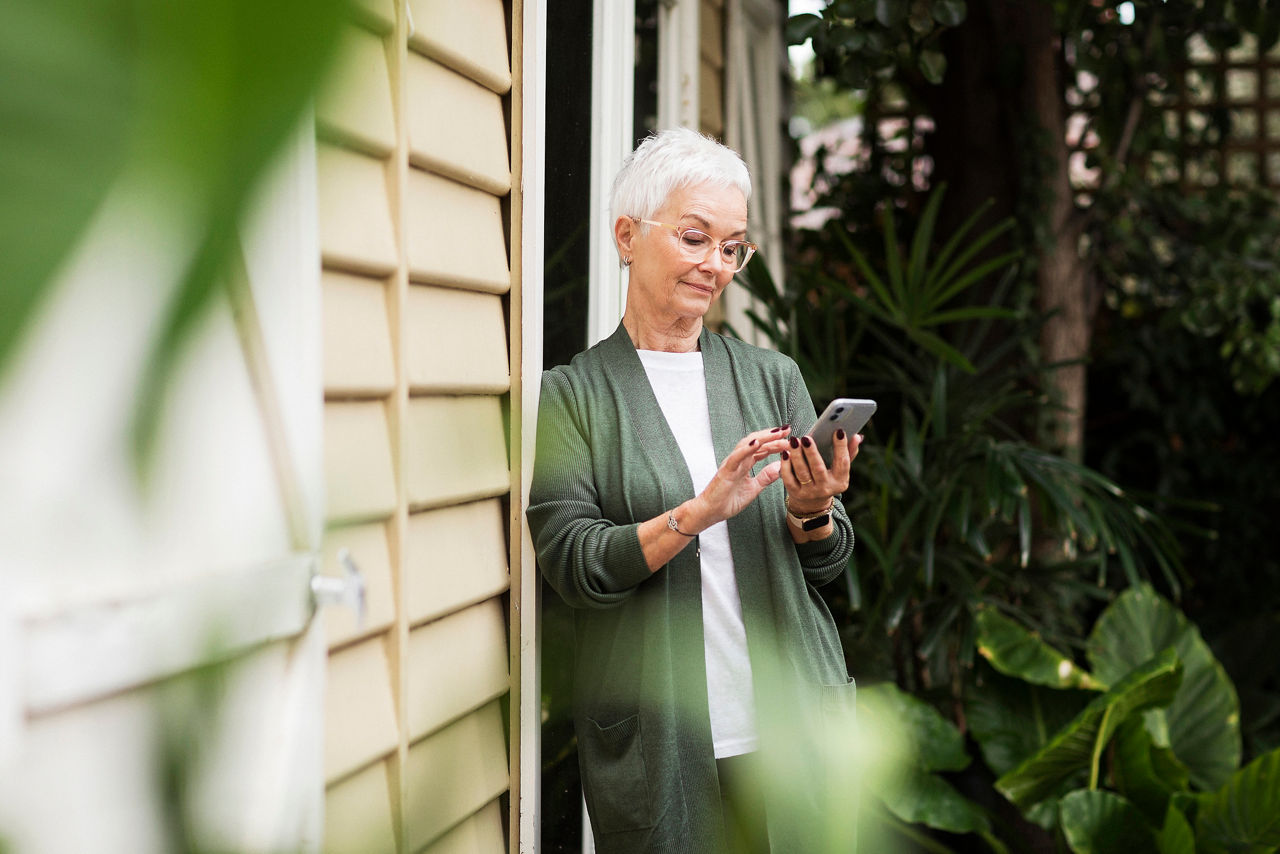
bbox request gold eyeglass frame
[630,217,758,273]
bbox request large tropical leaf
[995,649,1183,810]
[859,683,990,834]
[858,682,969,772]
[1111,717,1191,826]
[1059,789,1156,854]
[1192,748,1280,853]
[0,0,348,472]
[1156,803,1196,854]
[966,665,1095,779]
[0,0,133,372]
[1087,585,1241,791]
[975,607,1105,691]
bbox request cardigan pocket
[820,677,857,732]
[580,712,657,834]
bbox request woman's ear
[614,215,635,263]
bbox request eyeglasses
[631,217,758,273]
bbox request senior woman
[528,128,862,853]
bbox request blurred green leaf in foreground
[0,0,350,470]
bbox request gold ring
[798,477,812,485]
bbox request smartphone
[806,398,876,467]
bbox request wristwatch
[786,495,834,531]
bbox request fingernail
[749,439,757,446]
[801,436,812,448]
[781,450,790,461]
[789,437,799,449]
[770,426,783,433]
[836,429,846,440]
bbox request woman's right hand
[682,425,793,532]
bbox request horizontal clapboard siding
[406,500,509,625]
[406,285,509,393]
[404,701,509,852]
[407,55,510,195]
[322,271,396,396]
[319,0,516,849]
[407,0,511,94]
[406,169,511,292]
[407,600,509,740]
[404,396,509,509]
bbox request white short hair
[609,127,752,225]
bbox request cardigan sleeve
[785,359,856,587]
[526,369,653,609]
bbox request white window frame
[725,0,785,349]
[587,0,637,346]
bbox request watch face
[800,514,831,531]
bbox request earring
[624,257,632,266]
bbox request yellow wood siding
[323,760,399,854]
[406,500,509,624]
[322,271,396,395]
[404,701,510,852]
[319,0,520,849]
[701,0,726,137]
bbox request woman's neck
[622,311,702,352]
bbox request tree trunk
[928,0,1094,459]
[1018,0,1093,461]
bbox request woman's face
[618,182,749,323]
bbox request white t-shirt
[637,348,759,758]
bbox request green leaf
[859,683,989,834]
[1111,717,1191,825]
[975,607,1104,691]
[1156,803,1196,854]
[0,0,133,373]
[786,12,822,45]
[1193,748,1280,851]
[884,767,991,834]
[932,0,967,26]
[859,682,970,773]
[918,49,947,85]
[1059,789,1156,854]
[875,0,908,28]
[1087,585,1241,791]
[966,665,1093,778]
[995,649,1183,810]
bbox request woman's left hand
[780,429,863,513]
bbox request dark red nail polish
[801,436,812,448]
[781,450,790,461]
[771,427,782,432]
[789,437,799,449]
[836,429,846,440]
[749,439,757,446]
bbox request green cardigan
[528,324,857,853]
